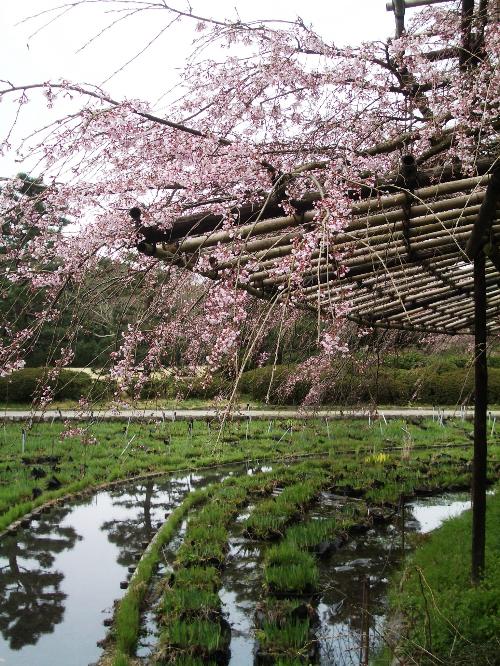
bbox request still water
[0,469,472,665]
[0,467,237,665]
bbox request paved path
[0,407,495,422]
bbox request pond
[0,468,471,666]
[0,464,253,666]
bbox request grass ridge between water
[111,486,213,664]
[377,489,500,666]
[1,418,499,665]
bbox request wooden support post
[393,0,406,37]
[472,248,487,584]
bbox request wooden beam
[466,166,500,259]
[472,247,488,584]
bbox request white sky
[0,1,397,177]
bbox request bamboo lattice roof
[134,163,500,336]
[128,0,500,338]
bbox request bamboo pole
[228,194,486,267]
[248,204,482,273]
[385,288,500,329]
[361,254,462,285]
[442,295,500,330]
[404,270,500,322]
[161,177,489,255]
[352,174,489,215]
[305,258,474,309]
[211,202,491,281]
[256,225,480,288]
[355,270,499,318]
[346,313,456,335]
[247,213,483,287]
[205,202,492,289]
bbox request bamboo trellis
[134,169,500,336]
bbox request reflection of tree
[101,481,165,567]
[0,506,80,650]
[101,474,226,568]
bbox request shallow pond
[219,491,471,666]
[0,467,471,666]
[0,464,256,666]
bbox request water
[0,466,239,666]
[218,491,472,666]
[220,518,266,666]
[0,466,472,666]
[409,493,471,533]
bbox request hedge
[0,368,114,403]
[238,363,500,406]
[138,374,228,400]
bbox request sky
[0,1,398,177]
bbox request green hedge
[0,368,113,403]
[238,363,500,405]
[138,375,228,400]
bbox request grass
[112,486,211,662]
[264,542,320,594]
[175,524,229,568]
[258,619,312,650]
[162,619,225,651]
[245,474,328,538]
[24,434,496,665]
[162,588,220,618]
[256,598,317,661]
[265,560,319,595]
[173,565,221,591]
[158,472,283,663]
[0,415,498,664]
[379,489,500,665]
[285,510,362,549]
[2,416,497,532]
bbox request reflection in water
[0,468,473,666]
[0,467,232,666]
[0,506,79,650]
[221,534,265,666]
[102,480,176,568]
[409,494,471,533]
[217,491,471,666]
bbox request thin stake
[120,434,136,457]
[490,416,496,437]
[21,428,26,455]
[276,426,291,444]
[360,575,371,666]
[401,495,406,558]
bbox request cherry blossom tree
[0,0,498,406]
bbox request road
[0,407,495,422]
